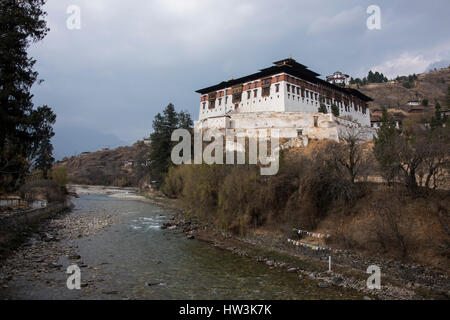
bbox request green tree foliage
[34,136,54,179]
[177,110,194,130]
[331,104,340,117]
[395,74,417,89]
[374,107,449,192]
[367,70,388,83]
[430,102,444,129]
[373,108,400,184]
[402,81,412,89]
[318,104,328,114]
[422,98,428,107]
[149,104,193,187]
[349,71,388,85]
[33,106,56,178]
[0,0,56,191]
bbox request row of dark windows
[203,81,367,115]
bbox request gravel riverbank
[0,202,118,298]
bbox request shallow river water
[2,194,363,299]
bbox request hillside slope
[55,141,151,187]
[352,67,450,112]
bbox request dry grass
[354,67,450,111]
[320,185,450,269]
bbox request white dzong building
[195,58,374,143]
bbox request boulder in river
[161,223,173,230]
[146,282,161,287]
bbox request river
[0,191,363,300]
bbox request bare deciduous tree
[328,127,372,184]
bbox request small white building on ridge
[326,71,350,85]
[195,58,374,143]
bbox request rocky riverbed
[0,205,117,297]
[1,185,448,300]
[2,190,366,300]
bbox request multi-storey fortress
[195,58,374,143]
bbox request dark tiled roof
[196,58,372,102]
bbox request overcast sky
[28,0,450,158]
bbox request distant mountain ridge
[52,125,129,160]
[55,141,150,187]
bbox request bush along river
[0,188,366,300]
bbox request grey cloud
[28,0,450,158]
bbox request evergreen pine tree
[373,108,400,183]
[0,0,56,191]
[318,104,328,114]
[35,137,54,179]
[149,104,193,187]
[430,102,444,129]
[331,104,340,117]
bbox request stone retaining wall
[0,199,72,246]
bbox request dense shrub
[217,166,262,234]
[19,179,66,203]
[51,166,68,187]
[161,142,365,234]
